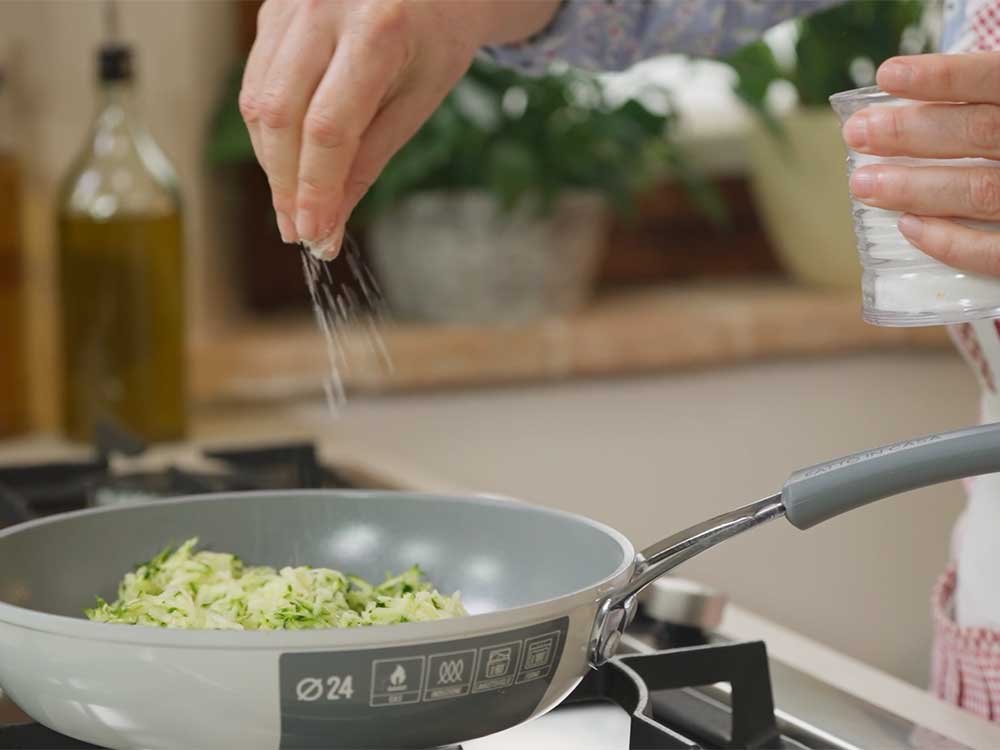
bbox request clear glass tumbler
[830,85,1000,327]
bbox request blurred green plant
[355,60,726,222]
[206,65,252,166]
[207,58,726,224]
[725,0,929,126]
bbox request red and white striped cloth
[927,0,1000,720]
[935,319,1000,717]
[931,566,1000,720]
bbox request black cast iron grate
[0,436,356,527]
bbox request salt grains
[300,237,392,414]
[849,152,1000,324]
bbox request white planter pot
[745,107,860,289]
[368,191,609,323]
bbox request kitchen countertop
[717,606,1000,750]
[191,281,949,404]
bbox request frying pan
[1,423,999,750]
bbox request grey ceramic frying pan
[1,423,999,750]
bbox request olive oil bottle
[0,62,25,437]
[58,10,186,443]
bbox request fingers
[294,28,409,256]
[851,165,1000,221]
[239,0,294,172]
[843,52,1000,279]
[877,52,1000,105]
[844,103,1000,160]
[898,214,1000,277]
[240,0,483,258]
[240,0,303,242]
[255,7,337,244]
[338,84,459,223]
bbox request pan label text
[278,616,570,748]
[295,675,355,702]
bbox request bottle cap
[98,1,131,82]
[99,43,132,82]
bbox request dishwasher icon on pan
[472,641,523,693]
[485,647,513,678]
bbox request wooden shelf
[191,281,951,405]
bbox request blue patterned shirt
[485,0,848,73]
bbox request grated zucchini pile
[85,538,467,630]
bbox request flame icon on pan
[387,664,407,691]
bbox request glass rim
[828,85,895,106]
[829,85,902,122]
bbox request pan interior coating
[0,491,632,620]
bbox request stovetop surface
[0,437,356,527]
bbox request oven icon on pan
[515,632,560,684]
[524,637,554,669]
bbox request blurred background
[0,0,984,688]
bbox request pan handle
[591,422,1000,664]
[782,422,1000,529]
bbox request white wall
[296,351,979,687]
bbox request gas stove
[0,436,980,749]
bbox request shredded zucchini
[85,538,467,630]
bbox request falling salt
[300,236,392,415]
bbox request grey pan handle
[595,422,1000,663]
[783,422,1000,530]
[611,422,1000,609]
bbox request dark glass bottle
[58,36,186,443]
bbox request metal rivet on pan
[591,596,637,664]
[602,631,621,661]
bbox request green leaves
[356,59,691,223]
[794,0,927,106]
[206,56,711,223]
[485,139,541,212]
[725,0,928,115]
[724,40,786,138]
[205,0,929,229]
[205,64,255,166]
